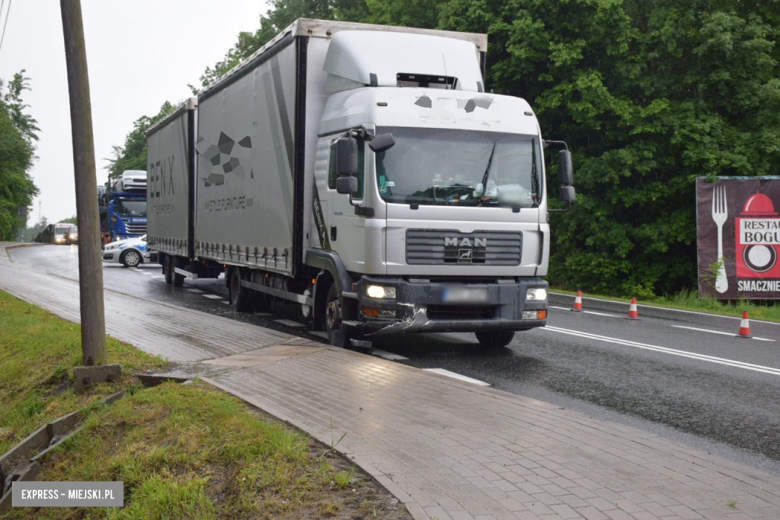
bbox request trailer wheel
[229,268,252,312]
[475,331,515,349]
[163,255,173,285]
[325,283,353,347]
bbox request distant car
[102,235,150,268]
[52,223,76,245]
[66,226,79,245]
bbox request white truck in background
[146,19,574,348]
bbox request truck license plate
[442,287,488,303]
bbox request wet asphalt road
[10,244,780,476]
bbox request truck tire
[475,331,515,349]
[229,268,252,312]
[163,254,173,285]
[120,249,142,268]
[325,283,353,348]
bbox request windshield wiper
[479,143,497,203]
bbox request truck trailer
[146,19,575,348]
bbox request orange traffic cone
[627,297,640,320]
[571,291,583,312]
[737,311,752,338]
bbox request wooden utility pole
[61,0,107,366]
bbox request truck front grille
[406,230,522,266]
[125,223,146,234]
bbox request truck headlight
[365,285,396,299]
[526,288,547,301]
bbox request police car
[102,235,151,268]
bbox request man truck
[147,19,575,348]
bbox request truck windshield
[55,227,70,234]
[117,200,146,217]
[375,127,541,207]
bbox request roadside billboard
[697,177,780,299]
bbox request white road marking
[152,276,164,279]
[202,294,222,300]
[254,312,273,317]
[187,289,204,293]
[550,291,780,326]
[221,301,230,305]
[275,319,305,328]
[423,368,490,386]
[672,325,775,342]
[371,349,409,361]
[550,306,619,318]
[308,331,329,339]
[542,326,780,376]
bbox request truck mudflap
[354,276,548,336]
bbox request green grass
[5,381,407,519]
[551,287,780,323]
[0,290,167,455]
[0,290,408,519]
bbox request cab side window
[328,138,365,199]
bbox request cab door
[327,136,370,273]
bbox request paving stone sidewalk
[2,244,780,519]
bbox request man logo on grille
[445,237,487,247]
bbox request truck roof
[201,19,487,100]
[147,19,488,136]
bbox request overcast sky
[0,0,268,225]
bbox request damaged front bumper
[354,276,548,335]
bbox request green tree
[104,101,175,181]
[23,215,48,242]
[440,0,780,296]
[0,71,39,241]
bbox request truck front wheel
[475,331,515,349]
[229,268,252,312]
[325,283,352,348]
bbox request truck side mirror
[336,176,358,195]
[560,186,576,203]
[336,136,358,177]
[369,133,395,153]
[558,150,573,186]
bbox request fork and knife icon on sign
[712,185,729,293]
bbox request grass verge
[551,287,780,322]
[0,289,167,455]
[1,290,409,519]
